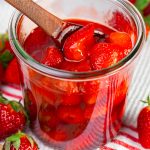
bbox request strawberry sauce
[23,19,134,149]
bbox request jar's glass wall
[9,0,145,149]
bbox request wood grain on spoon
[5,0,66,36]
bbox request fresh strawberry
[60,60,91,72]
[4,58,21,84]
[3,132,38,150]
[24,89,37,123]
[0,50,14,69]
[90,43,127,70]
[57,105,84,124]
[137,96,150,149]
[109,32,132,49]
[0,95,27,140]
[63,23,95,61]
[0,33,14,55]
[41,46,64,68]
[4,40,14,55]
[0,62,4,83]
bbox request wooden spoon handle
[5,0,66,36]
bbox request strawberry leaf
[9,101,22,112]
[6,132,24,142]
[0,95,9,105]
[135,0,150,11]
[5,132,24,150]
[140,96,150,106]
[13,140,21,150]
[0,50,13,64]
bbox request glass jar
[9,0,145,149]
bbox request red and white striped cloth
[0,84,146,150]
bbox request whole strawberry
[4,58,21,84]
[3,132,39,150]
[0,95,27,140]
[0,62,4,84]
[137,96,150,149]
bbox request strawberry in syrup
[63,23,95,61]
[90,43,127,70]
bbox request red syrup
[23,19,134,149]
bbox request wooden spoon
[5,0,81,39]
[5,0,104,42]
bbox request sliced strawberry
[60,60,91,72]
[4,58,21,84]
[41,47,64,68]
[49,127,68,141]
[84,105,94,120]
[39,103,59,130]
[24,89,37,123]
[24,27,56,54]
[63,23,95,61]
[52,79,79,94]
[57,106,84,124]
[34,81,57,106]
[90,43,127,70]
[78,80,100,94]
[109,32,132,49]
[83,93,98,105]
[61,94,81,106]
[40,77,79,95]
[114,79,128,107]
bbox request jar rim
[9,0,146,80]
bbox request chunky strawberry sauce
[24,19,132,71]
[23,19,133,148]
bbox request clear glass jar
[9,0,145,149]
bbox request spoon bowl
[5,0,105,43]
